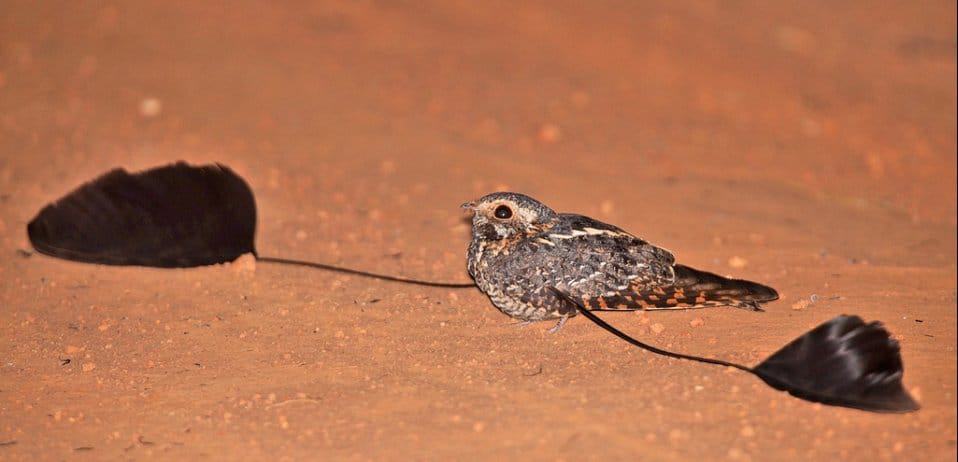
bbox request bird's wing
[544,216,775,312]
[533,214,676,298]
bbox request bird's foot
[547,315,569,334]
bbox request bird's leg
[547,315,570,334]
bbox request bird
[462,192,779,332]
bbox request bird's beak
[460,201,476,210]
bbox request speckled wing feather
[534,214,677,298]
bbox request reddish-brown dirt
[1,1,955,460]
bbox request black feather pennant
[28,162,257,267]
[753,315,919,412]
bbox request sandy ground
[1,1,956,460]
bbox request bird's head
[461,192,558,242]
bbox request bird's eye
[493,205,513,219]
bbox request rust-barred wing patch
[579,264,778,312]
[581,284,765,312]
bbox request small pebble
[538,124,561,143]
[689,317,705,327]
[231,253,257,273]
[910,386,922,401]
[650,323,666,334]
[138,98,162,118]
[599,200,614,215]
[728,256,748,269]
[81,363,96,372]
[791,299,811,311]
[740,425,755,437]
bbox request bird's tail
[580,264,778,312]
[662,264,779,311]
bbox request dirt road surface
[1,1,955,460]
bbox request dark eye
[494,205,513,219]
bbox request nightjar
[463,192,778,331]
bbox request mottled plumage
[463,192,778,328]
